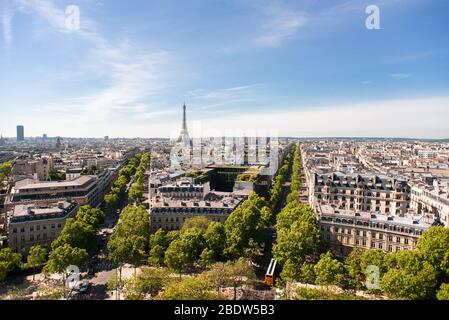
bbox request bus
[264,258,277,286]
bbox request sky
[0,0,448,139]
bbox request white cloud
[13,0,168,122]
[1,0,14,48]
[254,9,307,47]
[186,96,449,139]
[390,73,413,79]
[28,96,449,139]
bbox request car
[87,267,95,276]
[79,280,90,294]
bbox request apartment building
[410,179,449,227]
[158,180,210,200]
[150,196,243,232]
[317,204,434,256]
[5,170,115,210]
[312,172,410,216]
[7,201,79,253]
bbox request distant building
[17,125,24,142]
[12,157,53,181]
[7,200,79,253]
[55,137,62,150]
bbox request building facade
[7,201,79,253]
[317,205,433,256]
[312,172,410,216]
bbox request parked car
[79,280,90,294]
[87,267,95,276]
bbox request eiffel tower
[177,103,190,144]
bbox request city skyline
[1,0,449,138]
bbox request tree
[150,229,168,248]
[104,192,119,213]
[51,218,96,251]
[204,222,226,260]
[164,228,204,276]
[158,276,222,300]
[129,183,144,204]
[224,192,269,258]
[115,205,150,241]
[344,248,365,290]
[437,283,449,300]
[75,206,105,230]
[273,206,323,267]
[0,161,13,189]
[314,252,346,286]
[164,239,188,278]
[203,262,231,293]
[48,168,65,181]
[43,244,88,295]
[381,250,438,300]
[361,249,387,275]
[416,226,449,277]
[26,245,48,281]
[0,248,22,281]
[200,248,216,267]
[226,258,256,300]
[123,267,169,300]
[181,216,211,233]
[280,259,302,283]
[148,245,165,266]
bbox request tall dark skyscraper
[17,125,24,142]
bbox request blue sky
[1,0,449,138]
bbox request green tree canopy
[0,248,22,281]
[381,250,438,300]
[224,192,269,258]
[51,218,97,251]
[314,252,346,286]
[75,206,105,230]
[44,244,88,275]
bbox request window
[404,238,409,245]
[30,226,34,232]
[36,225,41,231]
[13,228,17,234]
[396,237,401,243]
[388,245,393,252]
